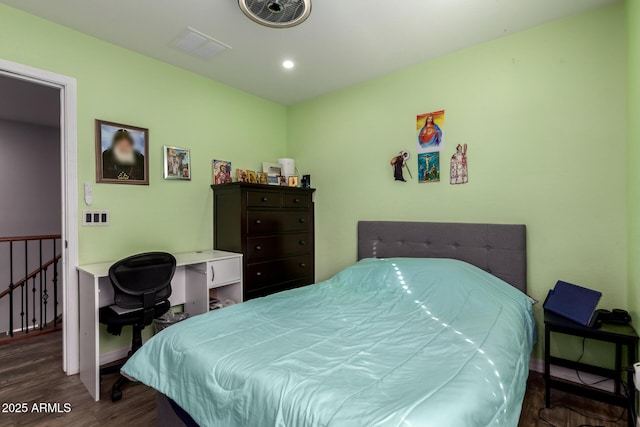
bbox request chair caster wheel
[111,389,122,402]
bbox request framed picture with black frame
[95,119,149,185]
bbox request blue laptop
[543,280,602,327]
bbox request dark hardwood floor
[0,331,629,426]
[0,331,155,426]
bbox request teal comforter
[122,258,535,427]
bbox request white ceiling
[0,74,60,127]
[1,0,616,105]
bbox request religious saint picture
[416,110,444,153]
[390,151,412,182]
[450,144,469,185]
[257,172,269,185]
[418,152,440,183]
[213,160,232,185]
[95,120,148,185]
[163,146,191,180]
[236,169,248,182]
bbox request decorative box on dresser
[211,182,315,301]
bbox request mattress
[122,257,536,427]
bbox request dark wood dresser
[211,182,315,301]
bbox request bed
[122,221,535,427]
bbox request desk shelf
[184,256,243,317]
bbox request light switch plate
[83,210,109,226]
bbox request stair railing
[0,234,62,337]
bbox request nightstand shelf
[544,310,638,427]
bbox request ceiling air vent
[238,0,311,28]
[171,27,231,60]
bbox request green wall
[628,0,640,322]
[0,4,287,266]
[0,2,632,362]
[288,3,628,361]
[0,4,287,352]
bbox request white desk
[77,250,243,401]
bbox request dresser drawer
[245,278,311,300]
[245,255,311,290]
[282,193,311,209]
[247,190,281,208]
[247,233,310,261]
[247,211,310,235]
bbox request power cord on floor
[538,338,633,427]
[537,404,626,427]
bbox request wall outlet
[82,210,109,226]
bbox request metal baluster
[23,240,27,333]
[39,239,43,330]
[43,266,48,328]
[53,239,58,327]
[9,241,13,337]
[31,276,36,330]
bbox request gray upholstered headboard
[357,221,527,292]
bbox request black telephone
[593,309,631,327]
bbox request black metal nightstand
[544,310,638,427]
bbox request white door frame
[0,58,79,375]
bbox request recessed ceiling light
[282,60,295,69]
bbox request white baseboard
[529,358,615,393]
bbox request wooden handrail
[0,254,61,300]
[0,234,61,243]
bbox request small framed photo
[236,169,248,182]
[267,174,279,185]
[163,146,191,180]
[288,176,299,187]
[263,162,282,175]
[247,170,257,184]
[257,172,268,185]
[278,175,287,186]
[212,160,232,185]
[95,119,149,185]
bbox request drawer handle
[262,197,268,202]
[256,271,262,276]
[299,218,306,223]
[255,219,262,224]
[210,265,215,282]
[299,263,306,268]
[294,198,300,203]
[256,245,262,251]
[299,240,305,245]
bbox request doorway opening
[0,58,78,375]
[0,75,63,345]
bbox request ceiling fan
[238,0,312,28]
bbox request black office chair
[99,252,176,402]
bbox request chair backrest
[108,252,176,310]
